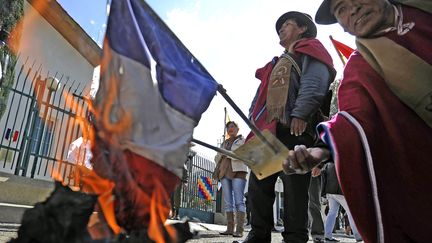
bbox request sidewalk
[170,219,360,243]
[0,221,360,243]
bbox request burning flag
[91,0,218,241]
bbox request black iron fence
[181,152,219,213]
[0,59,89,184]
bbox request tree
[0,0,24,119]
[329,78,341,118]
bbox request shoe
[324,237,339,242]
[313,238,325,243]
[271,227,280,232]
[236,231,271,243]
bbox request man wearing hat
[284,0,432,242]
[244,11,335,243]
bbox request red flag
[329,36,355,65]
[330,36,354,59]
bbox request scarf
[266,53,301,124]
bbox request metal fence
[180,152,219,213]
[0,59,89,184]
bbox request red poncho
[248,38,334,139]
[318,5,432,243]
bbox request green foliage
[329,79,341,118]
[0,49,18,118]
[0,0,24,119]
[0,0,24,32]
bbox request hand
[311,167,321,177]
[290,117,307,136]
[283,145,330,175]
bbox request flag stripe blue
[107,0,218,122]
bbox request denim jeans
[325,194,362,241]
[221,177,246,212]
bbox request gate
[0,60,89,184]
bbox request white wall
[18,2,95,90]
[0,2,97,177]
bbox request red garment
[319,5,432,243]
[248,38,334,140]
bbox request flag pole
[192,138,255,164]
[223,107,227,141]
[329,35,346,66]
[217,84,279,154]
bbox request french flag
[93,0,218,230]
[95,0,218,178]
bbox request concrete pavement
[0,172,360,242]
[0,220,360,243]
[175,220,359,243]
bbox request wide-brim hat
[275,11,317,38]
[315,0,337,25]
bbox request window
[30,116,54,156]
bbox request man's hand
[290,117,307,136]
[283,145,330,175]
[311,167,321,177]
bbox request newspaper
[233,130,289,180]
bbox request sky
[57,0,355,158]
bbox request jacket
[247,38,335,140]
[249,54,333,139]
[321,163,342,196]
[214,135,248,173]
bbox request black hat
[315,0,337,25]
[275,11,317,38]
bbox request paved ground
[0,223,18,243]
[184,222,359,243]
[0,222,359,243]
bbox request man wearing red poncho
[243,11,336,243]
[284,0,432,242]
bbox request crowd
[210,0,432,243]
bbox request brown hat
[315,0,337,25]
[275,11,317,38]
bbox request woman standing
[214,121,248,237]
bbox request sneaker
[324,237,340,242]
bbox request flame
[78,166,121,235]
[148,178,176,243]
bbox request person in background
[308,168,325,240]
[243,11,335,243]
[67,136,93,170]
[214,121,248,237]
[170,150,193,219]
[244,192,251,226]
[66,110,94,188]
[320,163,362,242]
[284,0,432,242]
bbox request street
[0,221,360,243]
